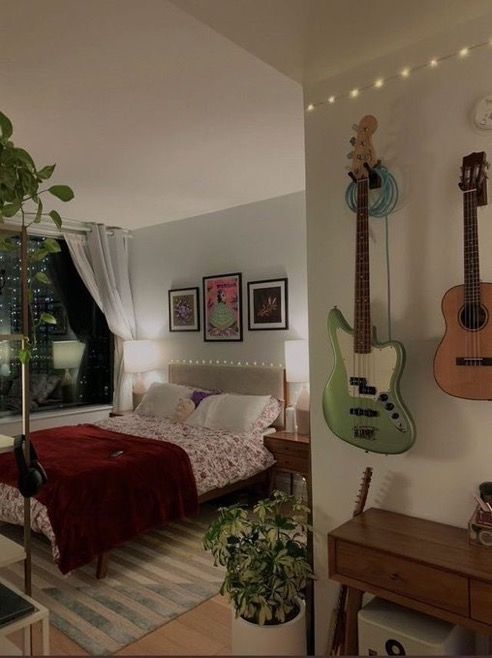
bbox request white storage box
[358,598,474,656]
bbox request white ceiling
[4,1,492,230]
[0,0,304,229]
[173,0,492,84]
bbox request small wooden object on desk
[263,431,310,481]
[329,508,492,656]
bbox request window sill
[0,404,113,426]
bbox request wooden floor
[12,595,232,656]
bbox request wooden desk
[328,508,492,655]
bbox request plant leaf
[43,237,61,253]
[19,347,31,364]
[48,209,62,230]
[1,201,21,217]
[35,272,50,285]
[0,237,16,252]
[48,185,74,202]
[40,312,57,325]
[37,164,55,180]
[0,113,13,142]
[34,198,43,223]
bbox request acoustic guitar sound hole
[459,303,488,331]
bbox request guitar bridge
[353,426,376,440]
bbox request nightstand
[263,430,310,480]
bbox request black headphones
[14,435,48,498]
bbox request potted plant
[0,111,74,362]
[204,490,313,656]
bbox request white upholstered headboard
[168,362,286,429]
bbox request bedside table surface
[267,430,310,444]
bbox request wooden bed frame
[95,362,285,578]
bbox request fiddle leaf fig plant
[203,490,313,626]
[0,111,74,361]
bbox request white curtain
[64,224,136,411]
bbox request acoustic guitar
[434,151,491,399]
[322,115,415,454]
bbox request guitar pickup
[360,385,376,395]
[350,408,378,417]
[350,377,366,386]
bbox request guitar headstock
[348,115,380,186]
[460,151,488,206]
[353,466,373,516]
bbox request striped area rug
[0,506,224,655]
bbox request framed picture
[248,278,288,330]
[168,287,200,332]
[203,272,242,342]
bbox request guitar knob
[385,403,394,411]
[347,151,354,159]
[349,137,356,146]
[391,412,400,420]
[379,393,388,401]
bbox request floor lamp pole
[21,224,31,597]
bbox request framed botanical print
[247,278,288,330]
[168,287,200,332]
[203,272,242,341]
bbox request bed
[0,363,285,577]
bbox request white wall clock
[473,94,492,130]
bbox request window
[0,236,113,416]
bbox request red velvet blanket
[0,424,198,573]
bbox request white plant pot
[231,599,306,656]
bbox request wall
[130,192,308,369]
[304,18,492,651]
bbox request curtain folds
[64,224,136,411]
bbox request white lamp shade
[284,340,309,383]
[53,340,85,370]
[123,340,166,374]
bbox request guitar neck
[464,189,480,304]
[354,178,371,353]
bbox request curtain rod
[2,214,132,238]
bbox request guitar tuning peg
[352,124,359,131]
[349,137,356,146]
[347,151,354,159]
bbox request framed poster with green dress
[203,272,242,342]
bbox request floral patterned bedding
[0,415,275,561]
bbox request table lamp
[53,340,85,401]
[123,340,166,407]
[284,339,310,434]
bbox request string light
[306,38,491,112]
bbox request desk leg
[344,587,363,656]
[42,616,50,656]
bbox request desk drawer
[335,540,468,616]
[471,579,492,624]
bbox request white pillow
[185,393,278,434]
[135,382,193,418]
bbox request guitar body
[434,282,492,399]
[323,307,415,454]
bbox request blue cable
[345,166,399,340]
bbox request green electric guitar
[322,115,415,454]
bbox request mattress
[0,414,275,562]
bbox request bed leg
[96,552,110,579]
